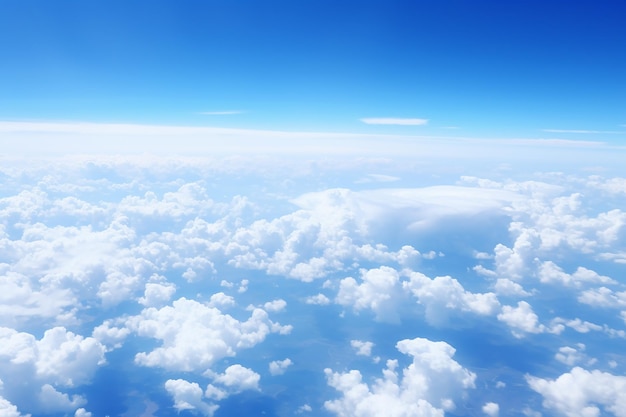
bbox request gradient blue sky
[1,0,625,139]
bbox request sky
[2,2,626,417]
[1,0,625,137]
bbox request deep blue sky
[1,0,625,138]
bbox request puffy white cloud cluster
[325,337,476,417]
[165,364,261,416]
[0,327,105,415]
[125,297,291,372]
[268,358,293,376]
[527,367,626,417]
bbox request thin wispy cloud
[199,110,244,115]
[542,129,624,134]
[360,118,428,126]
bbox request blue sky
[1,0,625,138]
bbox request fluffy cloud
[0,326,105,415]
[211,364,260,391]
[538,261,616,288]
[496,301,562,337]
[165,365,260,416]
[555,344,588,366]
[336,267,404,323]
[527,367,626,417]
[351,340,374,357]
[165,379,218,416]
[269,358,293,376]
[324,337,476,417]
[404,271,500,325]
[482,402,499,417]
[138,281,176,307]
[125,297,290,372]
[305,293,330,305]
[0,394,30,417]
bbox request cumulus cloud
[263,299,287,313]
[555,344,587,366]
[211,364,260,392]
[165,379,218,416]
[0,327,105,392]
[0,395,30,417]
[404,271,500,325]
[482,402,499,417]
[350,340,374,357]
[125,297,290,372]
[325,337,476,417]
[497,301,557,337]
[336,267,404,323]
[269,358,293,376]
[305,293,330,305]
[527,367,626,417]
[138,281,176,307]
[538,261,616,288]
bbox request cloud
[538,261,616,288]
[404,271,500,325]
[350,340,374,357]
[211,364,260,392]
[527,367,626,417]
[360,118,428,126]
[269,358,293,376]
[305,293,330,305]
[0,394,30,417]
[138,281,177,307]
[165,379,218,416]
[125,297,291,372]
[482,402,499,417]
[336,267,404,323]
[497,301,550,337]
[325,337,476,417]
[555,344,587,366]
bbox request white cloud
[482,402,499,417]
[305,293,330,305]
[269,358,293,376]
[125,297,290,372]
[208,292,236,309]
[297,404,313,413]
[38,384,85,413]
[164,379,217,416]
[578,287,626,308]
[497,301,551,337]
[0,326,106,405]
[74,408,92,417]
[325,337,476,417]
[555,344,587,366]
[493,278,532,296]
[527,367,626,417]
[34,327,106,387]
[538,261,616,288]
[350,340,374,357]
[0,395,30,417]
[211,364,260,392]
[138,281,176,307]
[404,271,500,325]
[263,299,287,313]
[360,118,428,126]
[336,267,404,323]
